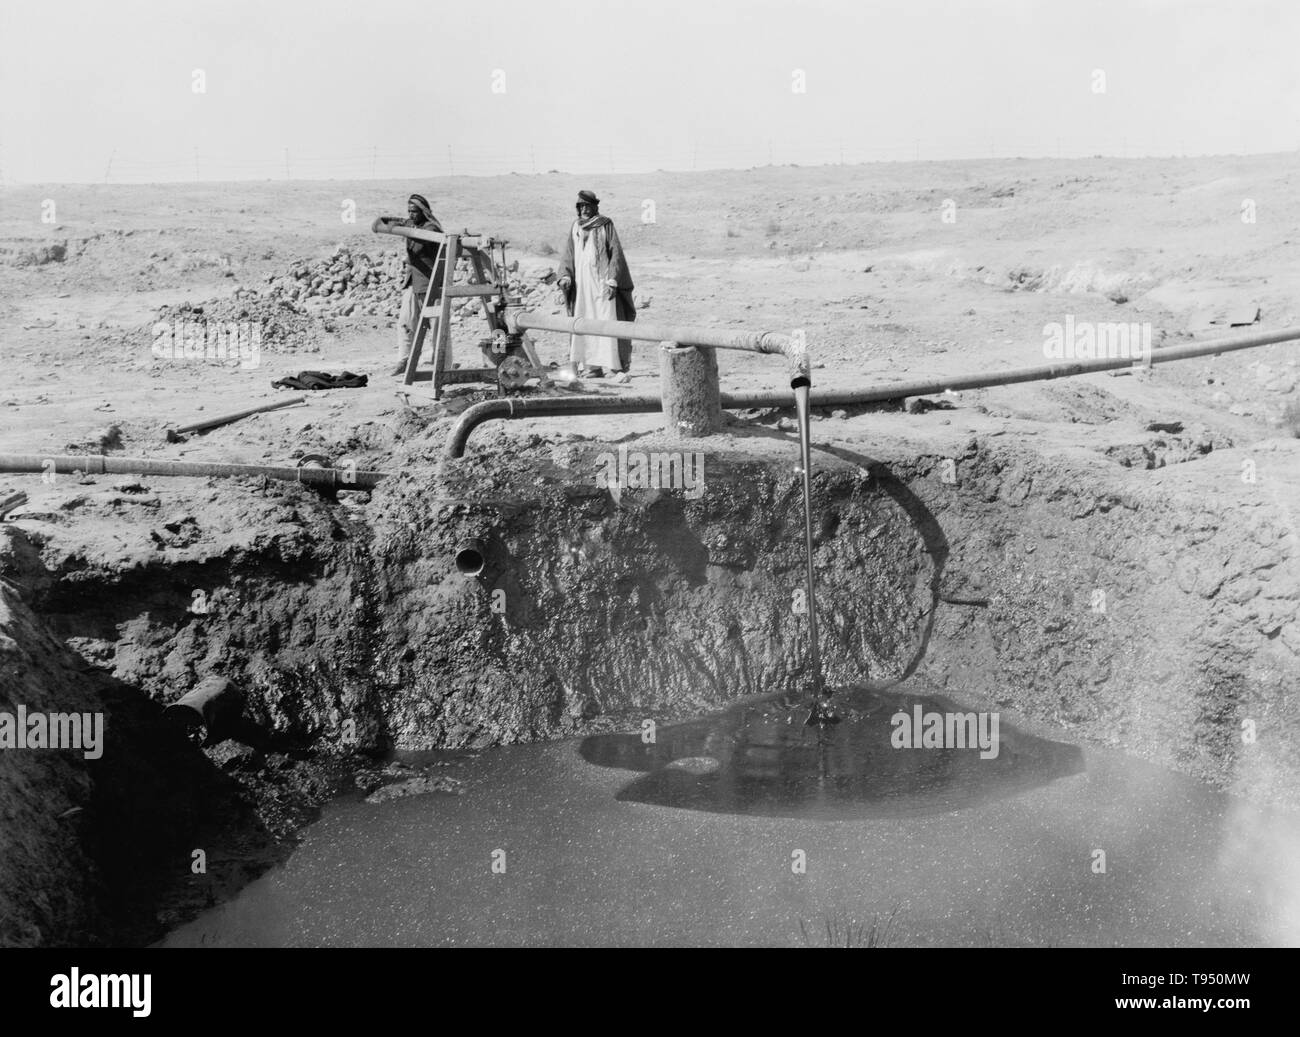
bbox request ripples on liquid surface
[163,682,1300,947]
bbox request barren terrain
[2,155,1298,946]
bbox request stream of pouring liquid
[792,376,838,724]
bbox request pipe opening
[161,677,239,745]
[455,539,487,577]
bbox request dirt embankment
[3,156,1299,945]
[3,411,1296,945]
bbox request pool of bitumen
[162,682,1300,947]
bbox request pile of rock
[254,244,567,324]
[266,245,406,319]
[0,239,68,267]
[152,296,323,353]
[144,246,569,357]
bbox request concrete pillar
[659,341,723,437]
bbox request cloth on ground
[271,371,369,390]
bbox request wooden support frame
[381,220,536,397]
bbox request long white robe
[569,222,621,371]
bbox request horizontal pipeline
[442,390,897,458]
[829,324,1300,399]
[442,392,840,458]
[0,454,386,489]
[510,311,808,373]
[445,395,662,457]
[444,325,1300,457]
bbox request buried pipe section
[0,454,387,490]
[162,676,241,744]
[454,537,488,577]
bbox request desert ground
[4,157,1299,458]
[1,155,1298,946]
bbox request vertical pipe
[792,375,835,722]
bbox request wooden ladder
[402,233,512,392]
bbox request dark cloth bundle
[271,370,369,390]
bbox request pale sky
[2,0,1298,183]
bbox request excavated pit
[2,428,1298,945]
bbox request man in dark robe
[387,193,445,369]
[558,190,636,379]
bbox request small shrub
[797,905,902,948]
[1281,398,1300,438]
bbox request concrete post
[659,341,723,437]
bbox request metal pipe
[511,311,808,374]
[454,537,487,576]
[445,396,662,457]
[0,491,27,520]
[790,375,826,713]
[0,454,387,489]
[167,397,305,440]
[444,326,1300,456]
[162,676,240,744]
[728,325,1300,403]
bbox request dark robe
[558,215,637,371]
[397,215,446,299]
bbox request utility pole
[283,148,290,180]
[448,145,454,176]
[370,145,377,179]
[104,149,116,183]
[194,147,200,181]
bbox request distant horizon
[4,146,1296,190]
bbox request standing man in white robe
[557,190,637,381]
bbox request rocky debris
[1103,425,1228,469]
[364,773,464,804]
[0,241,68,267]
[260,243,563,323]
[263,245,405,321]
[154,512,200,548]
[205,739,259,772]
[63,424,123,454]
[151,296,322,354]
[146,245,564,354]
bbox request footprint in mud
[579,682,1084,820]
